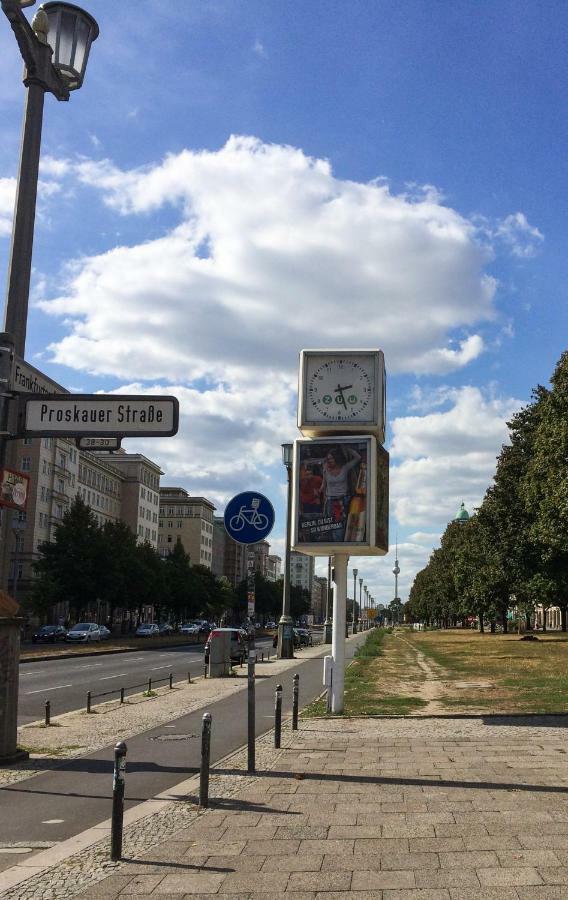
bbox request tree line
[32,496,310,626]
[406,351,568,633]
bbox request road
[18,636,275,724]
[3,634,365,848]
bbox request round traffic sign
[224,491,275,544]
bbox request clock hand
[334,384,350,410]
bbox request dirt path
[390,632,449,714]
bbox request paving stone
[439,851,498,869]
[274,826,329,840]
[382,891,451,900]
[154,871,226,893]
[219,871,290,893]
[185,841,245,857]
[516,888,568,898]
[476,867,543,886]
[120,874,166,894]
[448,889,520,899]
[201,854,266,872]
[298,839,355,855]
[380,851,440,871]
[351,869,416,890]
[260,855,323,872]
[496,849,562,868]
[535,866,568,884]
[244,839,300,856]
[287,871,351,892]
[415,869,480,889]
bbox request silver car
[66,622,101,643]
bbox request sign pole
[330,554,348,714]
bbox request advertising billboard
[291,435,387,556]
[0,468,30,510]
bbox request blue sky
[1,0,566,603]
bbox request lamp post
[323,556,332,643]
[364,586,369,629]
[352,567,358,634]
[277,443,294,659]
[0,0,98,764]
[358,577,363,631]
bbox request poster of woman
[296,439,369,545]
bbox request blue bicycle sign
[224,491,275,544]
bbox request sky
[1,0,566,606]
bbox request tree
[163,539,194,621]
[32,496,102,620]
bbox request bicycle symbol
[229,497,269,532]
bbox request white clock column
[331,554,348,714]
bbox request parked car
[180,622,200,635]
[135,623,159,637]
[31,624,67,644]
[265,621,276,629]
[158,623,173,635]
[66,623,101,643]
[295,628,313,647]
[204,628,246,665]
[99,625,111,640]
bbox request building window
[21,456,31,472]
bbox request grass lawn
[302,627,568,717]
[302,628,428,717]
[408,628,568,713]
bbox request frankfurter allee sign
[22,394,179,438]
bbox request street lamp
[358,577,363,630]
[352,567,358,635]
[0,0,98,764]
[277,443,294,659]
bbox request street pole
[277,443,294,658]
[330,554,347,713]
[324,556,332,643]
[358,577,363,632]
[352,567,358,634]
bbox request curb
[20,638,204,665]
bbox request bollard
[110,741,127,861]
[120,687,125,704]
[169,673,173,689]
[247,650,256,773]
[86,691,92,714]
[261,651,264,662]
[292,673,299,731]
[274,684,283,749]
[188,671,191,684]
[147,677,152,693]
[204,663,207,679]
[199,712,212,808]
[44,700,50,727]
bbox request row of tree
[406,351,568,632]
[31,497,311,626]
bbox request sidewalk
[4,713,568,898]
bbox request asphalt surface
[3,634,366,847]
[18,637,275,725]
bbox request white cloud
[496,212,544,258]
[38,136,498,385]
[0,177,16,237]
[390,385,520,528]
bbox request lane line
[99,674,127,681]
[21,672,45,677]
[150,665,171,671]
[26,684,72,695]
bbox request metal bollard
[261,651,264,662]
[147,677,152,693]
[44,700,50,727]
[86,691,91,714]
[110,741,127,861]
[204,663,207,679]
[188,671,191,684]
[274,684,283,749]
[169,673,173,689]
[199,712,212,808]
[120,687,125,704]
[292,673,299,731]
[247,650,256,773]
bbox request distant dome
[454,502,470,524]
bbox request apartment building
[158,487,215,568]
[266,554,282,582]
[290,550,314,594]
[2,437,163,611]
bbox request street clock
[298,349,386,443]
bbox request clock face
[305,355,375,423]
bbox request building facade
[290,550,314,594]
[158,488,215,568]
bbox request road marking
[75,663,104,669]
[21,671,45,677]
[41,820,64,825]
[150,665,171,671]
[26,684,72,695]
[99,673,127,680]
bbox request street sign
[223,491,275,544]
[77,436,122,451]
[21,394,179,437]
[10,356,66,395]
